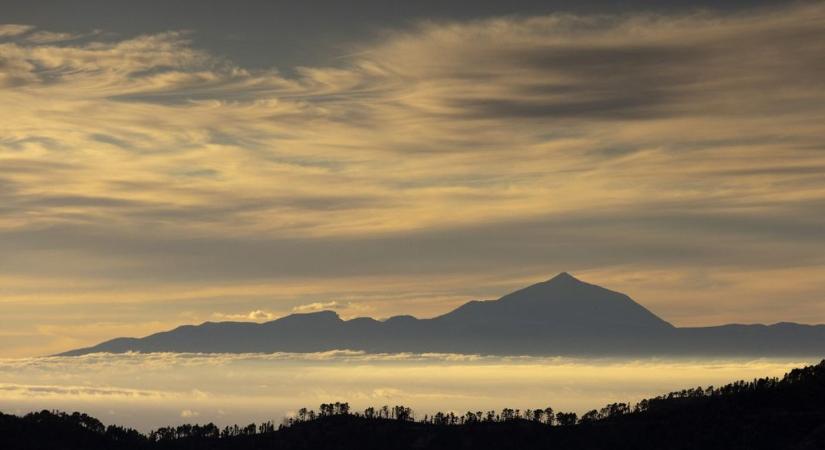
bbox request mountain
[58,273,825,357]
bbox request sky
[1,1,824,357]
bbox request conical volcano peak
[548,272,581,283]
[479,272,672,330]
[538,272,592,291]
[492,272,595,306]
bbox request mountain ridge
[58,273,825,357]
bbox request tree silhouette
[543,406,555,425]
[393,405,413,421]
[555,411,578,426]
[6,360,825,449]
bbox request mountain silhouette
[59,273,825,356]
[433,272,672,331]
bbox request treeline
[284,402,567,426]
[279,369,801,429]
[3,359,825,449]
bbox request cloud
[212,310,280,322]
[180,409,200,418]
[209,302,379,323]
[292,301,341,313]
[0,351,814,431]
[1,4,825,356]
[24,30,87,44]
[0,24,33,37]
[0,383,167,399]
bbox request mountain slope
[433,272,673,332]
[58,273,825,357]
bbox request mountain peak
[60,272,825,357]
[478,272,674,331]
[539,272,589,290]
[548,272,580,283]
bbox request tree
[600,402,630,419]
[543,407,555,426]
[258,421,275,434]
[105,424,145,444]
[319,403,333,417]
[338,402,351,415]
[579,410,600,424]
[556,412,577,426]
[393,405,413,421]
[432,412,448,425]
[500,408,515,421]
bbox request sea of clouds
[0,351,813,431]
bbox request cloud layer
[0,352,812,430]
[1,4,825,356]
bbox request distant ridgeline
[60,273,825,357]
[4,360,825,449]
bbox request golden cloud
[1,3,824,356]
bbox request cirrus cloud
[1,3,825,356]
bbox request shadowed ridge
[54,337,142,357]
[384,315,418,323]
[259,310,344,336]
[266,310,342,324]
[345,316,381,325]
[56,272,825,357]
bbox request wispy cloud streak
[1,4,824,355]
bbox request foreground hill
[60,273,825,357]
[4,360,825,449]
